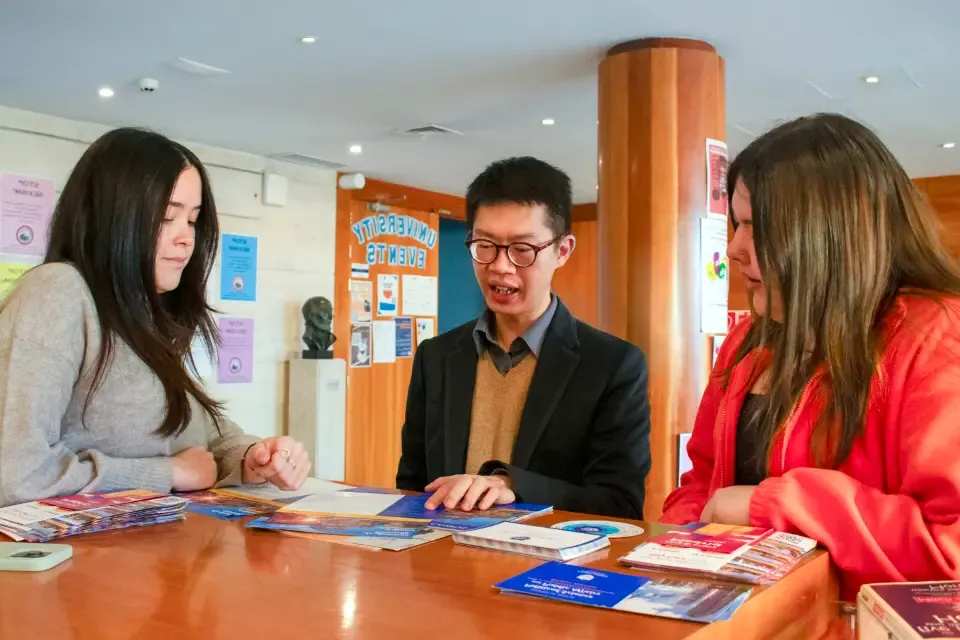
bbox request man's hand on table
[424,474,515,511]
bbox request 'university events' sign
[351,213,437,270]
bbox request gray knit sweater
[0,263,259,507]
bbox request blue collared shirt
[472,294,558,375]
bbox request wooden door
[333,196,440,487]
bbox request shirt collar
[473,294,558,357]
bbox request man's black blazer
[395,298,652,519]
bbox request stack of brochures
[495,562,753,624]
[452,521,610,561]
[618,522,817,584]
[858,580,960,640]
[0,490,188,542]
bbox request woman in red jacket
[661,112,960,599]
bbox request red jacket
[661,295,960,600]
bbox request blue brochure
[495,562,752,624]
[378,493,552,531]
[186,504,266,520]
[246,515,426,539]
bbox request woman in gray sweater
[0,127,311,507]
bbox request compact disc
[550,520,645,538]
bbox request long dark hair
[45,127,224,437]
[725,113,960,471]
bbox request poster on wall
[220,233,258,302]
[1,173,55,257]
[401,274,438,317]
[217,317,254,384]
[415,317,435,346]
[350,211,437,271]
[712,335,725,368]
[350,323,371,368]
[395,317,413,358]
[700,217,729,334]
[351,263,370,278]
[727,309,751,333]
[677,433,693,486]
[706,139,729,219]
[350,279,373,323]
[0,263,34,301]
[373,320,397,364]
[377,274,399,317]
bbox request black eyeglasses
[465,237,560,268]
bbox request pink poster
[706,139,729,219]
[1,173,55,256]
[217,317,254,384]
[726,309,751,333]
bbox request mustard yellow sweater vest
[464,351,537,475]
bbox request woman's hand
[700,485,757,525]
[171,446,218,491]
[242,436,311,490]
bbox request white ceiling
[1,0,958,204]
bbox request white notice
[373,320,397,364]
[415,317,436,346]
[699,217,729,334]
[280,491,403,516]
[401,274,438,316]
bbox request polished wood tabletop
[0,509,853,639]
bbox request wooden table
[0,510,853,639]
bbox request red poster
[706,139,729,218]
[726,310,751,333]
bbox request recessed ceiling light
[863,76,880,84]
[349,144,363,154]
[98,86,115,99]
[300,36,317,44]
[942,142,956,149]
[541,118,555,126]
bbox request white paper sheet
[401,275,438,316]
[415,317,435,346]
[280,491,403,516]
[373,320,397,364]
[224,478,351,503]
[699,217,729,334]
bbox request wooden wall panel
[916,175,960,258]
[724,174,960,312]
[350,177,466,220]
[598,39,725,520]
[552,220,598,327]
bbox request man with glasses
[396,157,651,519]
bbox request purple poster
[1,173,55,256]
[217,317,254,384]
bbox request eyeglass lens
[469,240,537,267]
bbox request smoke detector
[139,77,159,93]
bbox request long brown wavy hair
[46,127,224,438]
[725,112,960,473]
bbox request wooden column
[597,38,725,519]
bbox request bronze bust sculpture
[302,296,336,359]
